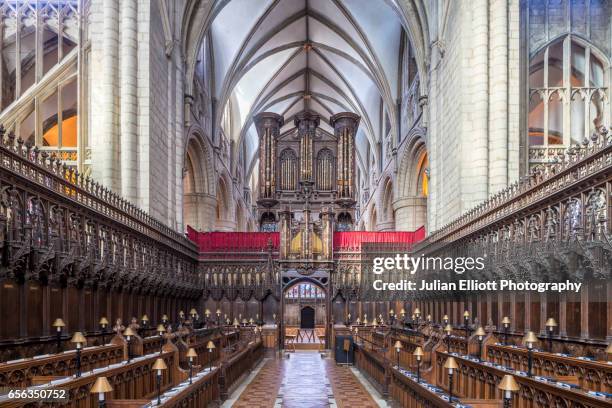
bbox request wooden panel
[26,282,43,337]
[1,282,20,339]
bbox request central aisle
[232,351,380,408]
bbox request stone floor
[230,351,381,408]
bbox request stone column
[93,0,120,190]
[183,193,216,231]
[331,112,360,206]
[254,112,284,207]
[120,0,138,202]
[393,196,427,231]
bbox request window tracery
[528,36,609,165]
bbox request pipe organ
[254,110,360,231]
[331,112,360,205]
[255,112,284,208]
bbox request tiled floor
[230,351,380,408]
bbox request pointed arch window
[528,36,609,149]
[315,148,335,191]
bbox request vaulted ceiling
[207,0,407,180]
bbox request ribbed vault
[184,0,423,186]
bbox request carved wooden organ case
[255,110,360,232]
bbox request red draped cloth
[186,226,279,252]
[187,225,425,254]
[333,226,426,251]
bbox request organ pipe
[255,112,284,207]
[330,112,360,204]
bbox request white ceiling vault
[207,0,407,181]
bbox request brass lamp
[394,340,402,369]
[545,317,557,352]
[501,316,511,345]
[443,314,449,325]
[52,318,66,353]
[444,357,459,403]
[90,376,113,408]
[71,332,86,377]
[444,324,453,352]
[413,346,424,383]
[152,358,167,405]
[498,374,519,408]
[474,326,486,361]
[186,348,198,384]
[100,317,109,345]
[524,331,538,377]
[124,327,136,362]
[463,310,471,348]
[162,314,169,324]
[206,341,216,372]
[189,308,197,319]
[156,324,165,354]
[141,314,149,328]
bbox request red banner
[333,226,426,251]
[187,225,425,253]
[187,226,279,252]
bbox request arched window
[416,151,429,197]
[279,148,298,190]
[315,148,335,191]
[529,37,608,149]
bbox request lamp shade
[206,341,216,350]
[52,318,66,328]
[186,348,198,358]
[156,324,166,333]
[90,376,113,393]
[463,310,470,318]
[443,314,449,321]
[205,309,211,316]
[444,356,458,370]
[162,314,169,321]
[524,331,538,345]
[189,308,197,315]
[394,340,402,350]
[545,318,557,327]
[427,314,432,321]
[475,327,486,337]
[498,374,520,392]
[413,346,424,358]
[400,308,406,315]
[216,309,221,315]
[70,331,86,344]
[152,358,168,371]
[502,316,511,325]
[414,308,420,316]
[124,327,136,337]
[444,324,453,334]
[99,317,109,326]
[141,314,149,322]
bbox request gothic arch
[380,177,395,230]
[369,205,378,231]
[394,130,428,231]
[215,172,236,231]
[183,128,216,231]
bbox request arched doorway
[283,281,327,348]
[300,306,315,329]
